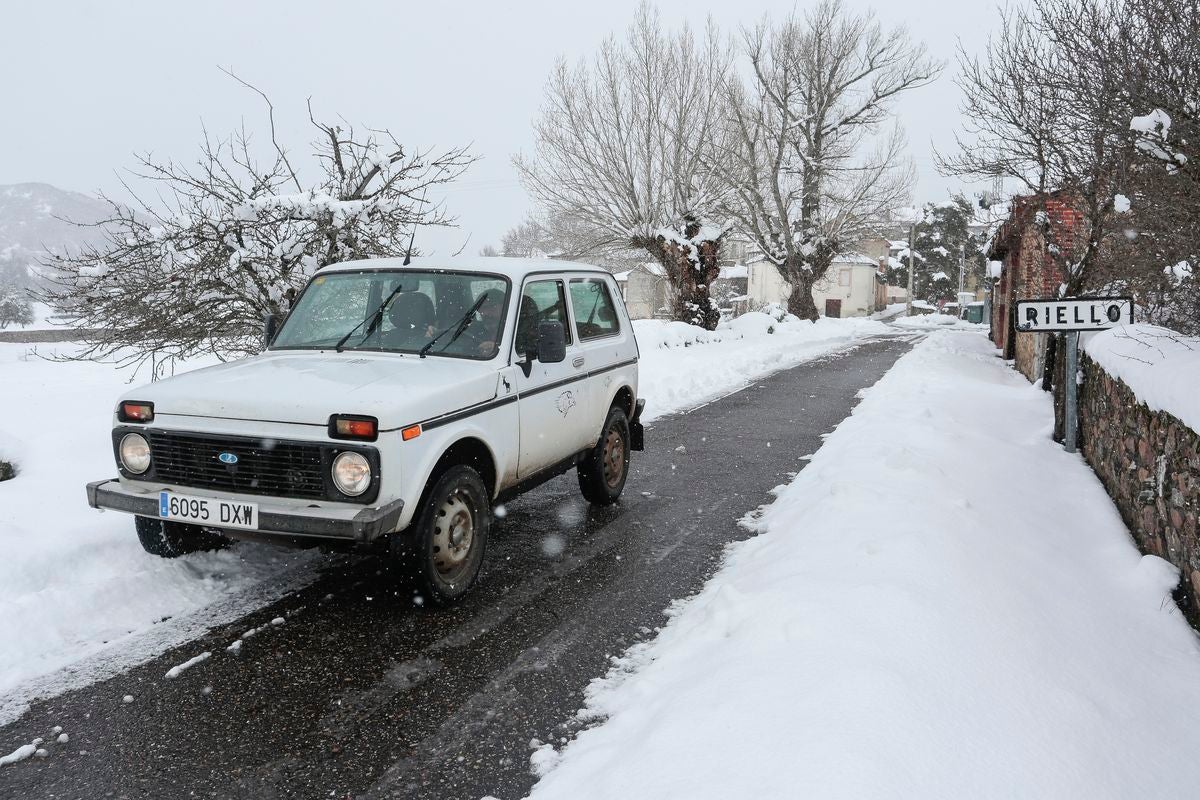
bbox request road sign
[1014,297,1133,332]
[1012,295,1133,456]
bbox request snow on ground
[0,343,320,724]
[525,330,1200,800]
[3,302,59,332]
[891,312,985,331]
[634,313,894,422]
[1081,323,1200,433]
[870,302,908,320]
[0,313,899,722]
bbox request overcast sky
[1,0,999,255]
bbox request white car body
[87,257,643,547]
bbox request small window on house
[515,280,572,355]
[838,269,851,287]
[569,278,620,340]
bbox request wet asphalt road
[0,335,914,800]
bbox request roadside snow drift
[634,314,893,421]
[0,344,318,722]
[1081,323,1200,432]
[526,330,1200,800]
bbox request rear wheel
[578,405,631,505]
[134,516,230,558]
[394,465,490,606]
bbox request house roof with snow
[832,252,879,267]
[719,264,748,279]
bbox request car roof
[314,256,612,282]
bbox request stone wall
[1080,353,1200,624]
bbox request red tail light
[329,415,378,441]
[118,401,154,423]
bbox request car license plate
[159,491,258,530]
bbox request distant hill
[0,183,115,286]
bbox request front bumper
[86,479,404,543]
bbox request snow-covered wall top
[1081,324,1200,433]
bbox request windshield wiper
[335,283,403,353]
[419,293,490,358]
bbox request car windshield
[271,270,510,359]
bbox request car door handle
[572,356,585,368]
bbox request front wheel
[394,465,490,606]
[578,405,631,505]
[134,516,230,557]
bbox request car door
[566,274,632,437]
[512,277,593,479]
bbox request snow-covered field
[1,301,57,332]
[525,330,1200,800]
[0,313,895,722]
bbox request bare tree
[1108,0,1199,333]
[711,1,939,320]
[38,82,473,374]
[940,0,1200,438]
[515,2,731,329]
[0,284,34,329]
[940,2,1134,299]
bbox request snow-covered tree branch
[37,89,474,374]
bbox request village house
[746,251,886,318]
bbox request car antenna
[402,187,428,266]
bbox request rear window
[569,278,620,340]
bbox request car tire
[134,516,230,558]
[578,405,631,505]
[394,465,490,606]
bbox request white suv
[87,257,645,604]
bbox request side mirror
[535,320,567,364]
[263,313,280,348]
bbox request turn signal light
[328,415,378,441]
[118,401,154,423]
[401,425,422,441]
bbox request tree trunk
[672,236,721,330]
[638,220,723,331]
[786,272,820,321]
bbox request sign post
[1013,296,1134,454]
[1064,331,1079,453]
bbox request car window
[569,278,620,340]
[515,280,572,355]
[272,270,509,360]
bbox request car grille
[146,430,327,500]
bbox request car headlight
[120,433,151,474]
[332,451,372,496]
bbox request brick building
[986,193,1083,381]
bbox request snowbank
[1081,323,1200,433]
[630,319,725,349]
[891,313,984,331]
[634,315,894,422]
[526,330,1200,800]
[0,343,318,722]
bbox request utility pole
[905,222,915,317]
[958,244,966,298]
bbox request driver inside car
[459,288,506,357]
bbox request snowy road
[0,336,913,799]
